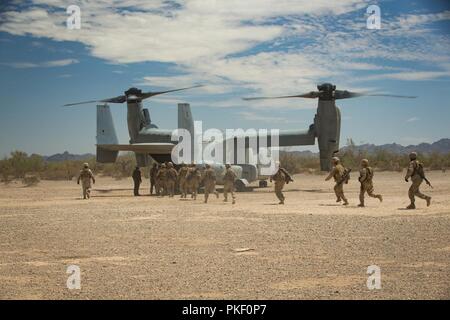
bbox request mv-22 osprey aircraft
[65,83,414,190]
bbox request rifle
[414,162,433,188]
[280,168,294,184]
[336,168,352,186]
[423,177,433,188]
[417,172,433,188]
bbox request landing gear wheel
[259,180,268,188]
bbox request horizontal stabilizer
[97,143,174,154]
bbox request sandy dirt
[0,171,449,299]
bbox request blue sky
[0,0,449,157]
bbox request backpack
[414,161,425,178]
[366,167,374,180]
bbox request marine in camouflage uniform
[405,152,431,209]
[358,159,382,207]
[156,163,168,197]
[178,163,189,198]
[149,163,159,195]
[223,164,236,204]
[186,163,201,200]
[202,164,219,203]
[166,162,178,198]
[325,157,349,205]
[77,163,95,199]
[132,166,142,196]
[270,161,292,205]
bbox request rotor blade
[63,95,126,106]
[100,95,127,103]
[362,93,417,98]
[242,91,319,101]
[63,100,102,106]
[141,85,203,100]
[335,90,417,100]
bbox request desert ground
[0,170,449,299]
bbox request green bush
[22,175,40,186]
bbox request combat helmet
[409,152,417,160]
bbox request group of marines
[322,152,431,209]
[78,151,432,209]
[145,162,237,204]
[264,151,432,209]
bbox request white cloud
[356,70,450,82]
[0,0,365,65]
[44,59,79,67]
[1,58,79,68]
[383,10,450,36]
[406,117,419,123]
[1,0,450,110]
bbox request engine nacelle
[314,100,341,171]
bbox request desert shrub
[7,151,44,178]
[279,152,301,174]
[0,157,13,183]
[22,175,40,186]
[96,153,136,178]
[279,151,320,174]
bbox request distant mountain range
[42,139,450,161]
[43,151,95,162]
[284,138,450,157]
[340,138,450,155]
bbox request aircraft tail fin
[177,103,195,162]
[178,103,194,136]
[96,104,119,163]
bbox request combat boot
[377,195,383,202]
[336,198,341,202]
[426,196,431,207]
[358,203,365,207]
[343,200,349,206]
[406,203,416,209]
